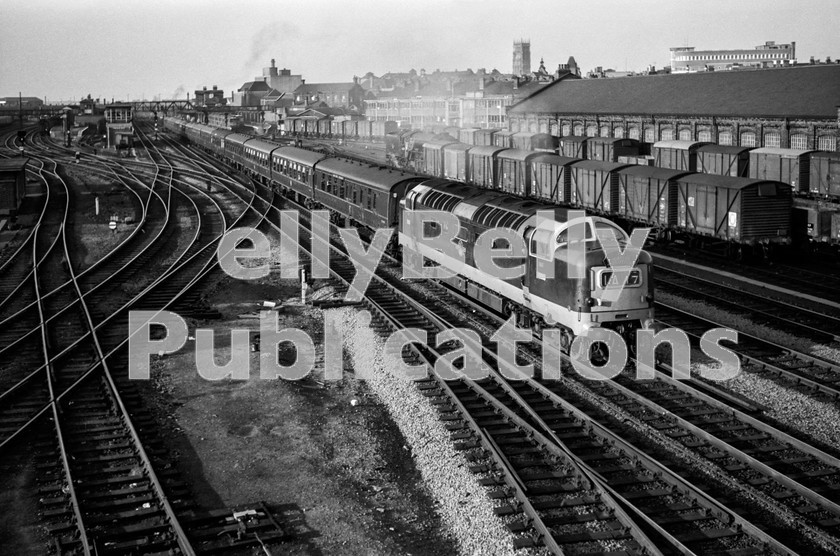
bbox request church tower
[513,39,531,76]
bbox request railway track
[655,266,840,345]
[0,129,286,553]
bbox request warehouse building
[507,64,840,151]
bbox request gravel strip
[331,307,530,556]
[695,358,840,449]
[656,290,840,359]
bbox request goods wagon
[569,160,630,213]
[474,129,500,146]
[0,158,28,216]
[749,147,814,194]
[696,145,752,177]
[371,120,398,138]
[792,206,835,241]
[444,127,461,140]
[587,138,641,162]
[531,133,560,153]
[560,136,587,159]
[422,140,458,178]
[617,155,655,166]
[529,154,578,205]
[809,152,840,198]
[467,146,505,189]
[442,143,470,182]
[496,149,539,198]
[459,128,479,145]
[616,167,689,229]
[675,174,791,244]
[511,132,560,152]
[494,130,515,148]
[653,140,712,172]
[510,132,538,150]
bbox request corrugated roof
[509,65,840,118]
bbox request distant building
[233,80,271,107]
[507,64,839,151]
[670,41,796,73]
[0,97,43,109]
[194,86,226,107]
[261,59,303,94]
[292,80,369,111]
[513,39,531,76]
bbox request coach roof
[509,64,840,119]
[315,158,419,191]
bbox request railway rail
[0,128,286,553]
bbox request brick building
[507,64,840,151]
[670,41,796,73]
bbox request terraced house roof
[509,64,840,119]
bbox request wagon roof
[211,128,233,139]
[497,148,539,162]
[442,142,471,152]
[675,173,790,191]
[749,147,816,157]
[571,160,631,172]
[617,166,691,181]
[475,128,501,135]
[315,157,420,191]
[561,135,588,144]
[530,153,579,166]
[696,144,753,155]
[589,136,640,145]
[811,151,840,160]
[495,130,516,137]
[468,145,506,156]
[423,139,459,151]
[0,158,28,171]
[654,140,712,150]
[512,132,536,138]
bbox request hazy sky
[2,0,837,103]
